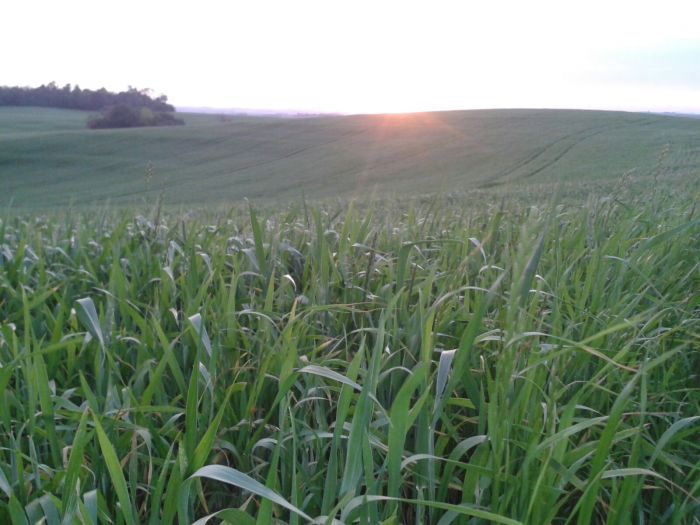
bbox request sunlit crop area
[3,107,700,209]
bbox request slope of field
[1,107,699,207]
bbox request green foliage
[0,176,698,523]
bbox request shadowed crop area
[1,173,698,523]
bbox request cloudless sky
[3,0,700,113]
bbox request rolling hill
[1,106,699,208]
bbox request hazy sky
[3,0,700,113]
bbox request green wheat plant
[0,176,698,524]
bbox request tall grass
[1,178,699,523]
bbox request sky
[3,0,700,114]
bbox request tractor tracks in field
[479,117,655,188]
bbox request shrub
[87,105,184,129]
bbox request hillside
[1,107,699,207]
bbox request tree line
[0,83,174,111]
[0,83,184,128]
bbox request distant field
[1,106,699,208]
